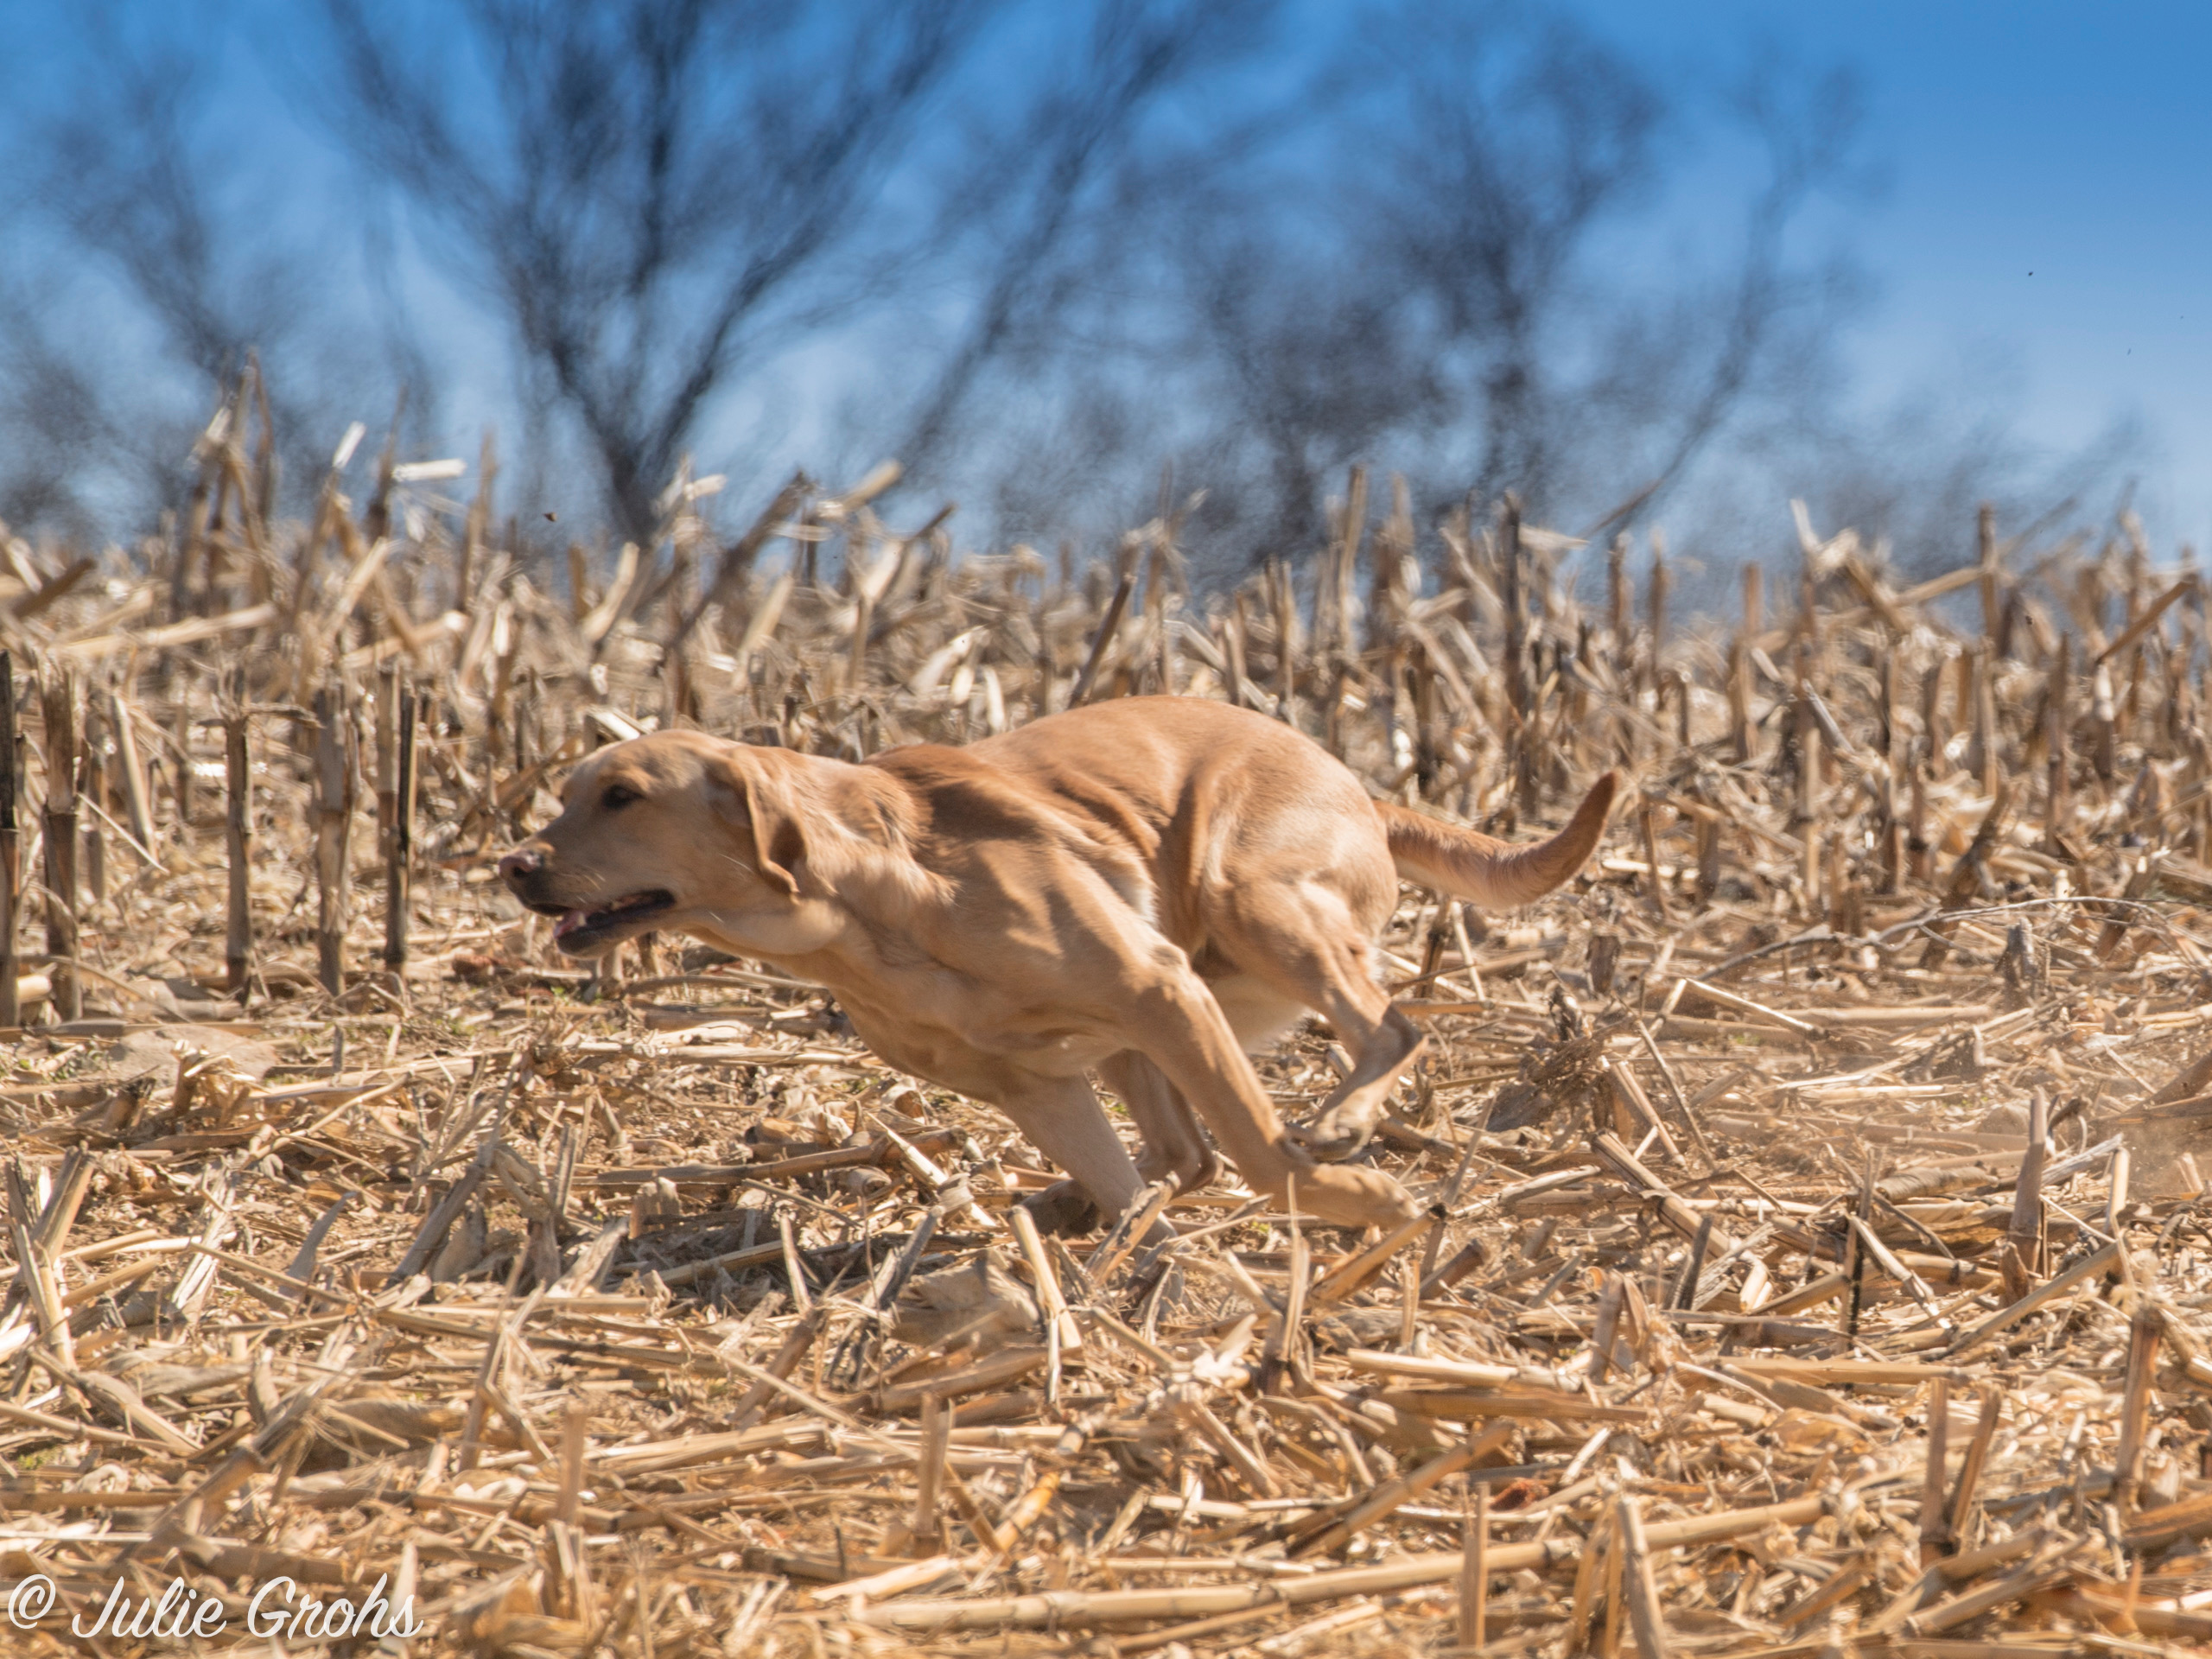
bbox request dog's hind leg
[1099,1051,1218,1195]
[1295,997,1423,1161]
[1214,887,1426,1161]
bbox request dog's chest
[832,975,1120,1097]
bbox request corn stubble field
[3,380,2212,1657]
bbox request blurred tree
[972,5,1882,569]
[311,0,1267,546]
[1202,8,1868,558]
[0,35,376,531]
[315,0,984,543]
[0,0,2140,582]
[1385,6,1669,512]
[893,0,1276,473]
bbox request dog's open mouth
[543,890,674,950]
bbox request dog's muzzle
[499,847,545,882]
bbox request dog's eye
[602,785,641,810]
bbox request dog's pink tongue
[555,909,588,938]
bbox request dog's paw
[1287,1103,1380,1163]
[1020,1181,1102,1237]
[1293,1162,1421,1230]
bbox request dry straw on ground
[0,373,2209,1656]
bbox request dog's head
[499,731,822,958]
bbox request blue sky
[1578,0,2212,546]
[3,1,2209,557]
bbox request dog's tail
[1377,772,1618,907]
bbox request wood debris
[0,408,2205,1654]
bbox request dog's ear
[713,751,804,899]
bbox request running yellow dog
[501,698,1614,1232]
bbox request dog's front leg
[1128,962,1419,1232]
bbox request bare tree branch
[897,0,1277,473]
[314,0,1000,542]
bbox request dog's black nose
[499,848,543,882]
